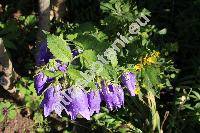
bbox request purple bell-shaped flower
[41,85,63,117]
[36,41,53,66]
[101,82,124,110]
[87,90,101,115]
[34,72,48,95]
[63,87,90,120]
[121,72,137,96]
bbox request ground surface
[0,88,34,133]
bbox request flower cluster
[134,51,160,71]
[34,42,137,120]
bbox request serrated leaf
[47,34,72,63]
[104,48,118,67]
[80,50,97,68]
[68,68,84,81]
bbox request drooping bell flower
[34,72,48,95]
[115,85,124,108]
[87,90,101,115]
[41,85,63,117]
[36,41,53,66]
[34,72,54,95]
[121,72,137,96]
[101,82,124,110]
[63,87,90,120]
[108,84,124,109]
[101,82,115,110]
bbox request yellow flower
[134,64,143,71]
[152,51,160,58]
[141,51,160,66]
[143,56,149,65]
[147,56,157,64]
[134,87,141,95]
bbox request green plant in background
[91,107,142,133]
[33,112,50,132]
[16,77,43,112]
[0,101,17,122]
[15,77,51,131]
[167,88,200,132]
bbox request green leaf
[145,66,160,87]
[68,68,84,81]
[80,50,97,68]
[25,15,37,26]
[34,112,44,124]
[66,33,78,41]
[98,67,111,80]
[184,104,195,110]
[100,3,115,11]
[8,110,16,120]
[158,28,167,35]
[93,113,107,120]
[0,103,4,110]
[118,128,130,133]
[104,48,118,67]
[0,114,4,122]
[42,70,63,78]
[191,91,200,100]
[5,102,11,108]
[104,65,118,81]
[87,82,97,89]
[47,34,72,63]
[75,34,107,52]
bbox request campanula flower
[121,72,137,96]
[115,85,124,107]
[34,72,54,95]
[101,82,124,110]
[63,87,90,120]
[108,84,124,109]
[36,41,53,66]
[41,85,63,117]
[87,90,101,115]
[34,72,48,95]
